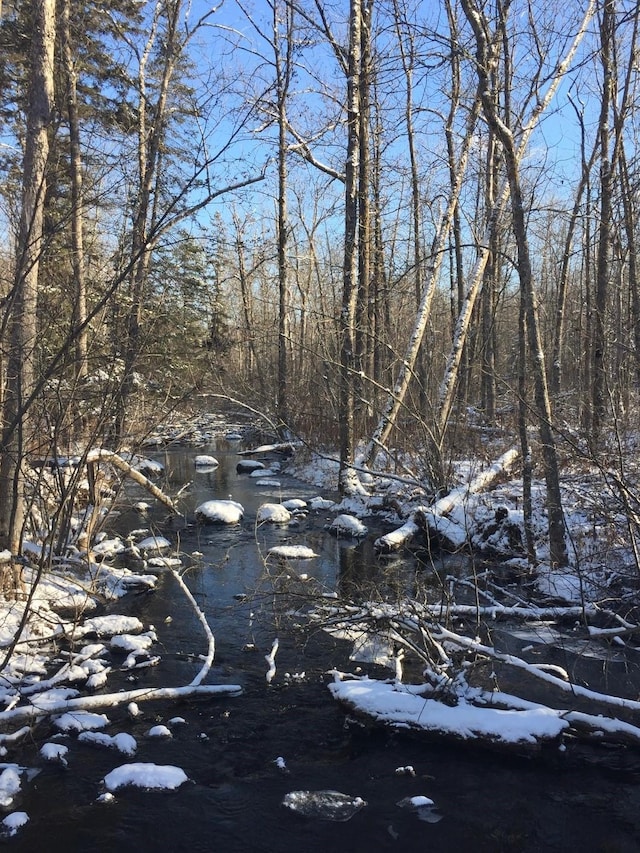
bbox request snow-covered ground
[0,420,639,839]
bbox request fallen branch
[0,684,242,729]
[170,569,216,687]
[86,449,179,513]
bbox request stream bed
[7,441,640,852]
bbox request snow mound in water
[328,514,368,537]
[257,503,291,524]
[195,499,244,524]
[267,545,318,559]
[194,455,218,468]
[102,763,188,792]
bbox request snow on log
[375,447,519,553]
[328,675,568,749]
[0,684,242,728]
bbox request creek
[8,441,640,852]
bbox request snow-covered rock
[267,545,318,559]
[282,498,307,512]
[195,499,244,524]
[256,503,291,524]
[53,711,110,733]
[136,536,171,555]
[102,763,188,792]
[78,731,137,756]
[328,514,368,538]
[194,454,218,468]
[236,460,265,474]
[309,496,336,511]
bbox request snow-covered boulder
[136,535,171,555]
[328,514,368,538]
[194,455,218,469]
[267,545,318,559]
[309,496,336,511]
[102,763,188,792]
[282,498,307,512]
[236,460,265,474]
[256,503,291,524]
[195,499,244,524]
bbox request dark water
[8,442,640,852]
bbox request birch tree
[458,0,601,567]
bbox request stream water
[8,441,640,852]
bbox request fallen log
[86,448,179,514]
[375,447,519,553]
[0,683,243,729]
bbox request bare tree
[0,0,56,593]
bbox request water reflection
[9,442,640,853]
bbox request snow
[76,615,144,638]
[40,743,69,765]
[136,535,171,554]
[147,556,183,569]
[194,454,218,468]
[308,496,336,510]
[256,503,291,524]
[146,725,172,738]
[78,731,137,756]
[110,633,155,654]
[282,498,307,511]
[102,763,188,792]
[1,811,28,837]
[267,545,318,559]
[53,711,110,733]
[328,677,569,745]
[328,514,368,537]
[0,767,22,807]
[195,499,244,524]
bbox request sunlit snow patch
[328,514,368,538]
[308,496,335,511]
[136,536,171,555]
[282,790,366,821]
[267,545,318,559]
[1,811,28,838]
[282,499,307,511]
[41,742,69,765]
[53,711,110,733]
[195,499,244,524]
[79,731,137,756]
[76,615,144,638]
[194,455,218,469]
[102,763,188,792]
[0,767,22,808]
[146,725,172,739]
[256,503,291,524]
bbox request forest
[1,0,640,763]
[3,0,640,845]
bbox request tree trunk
[60,0,88,389]
[338,0,363,495]
[461,0,571,567]
[0,0,56,594]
